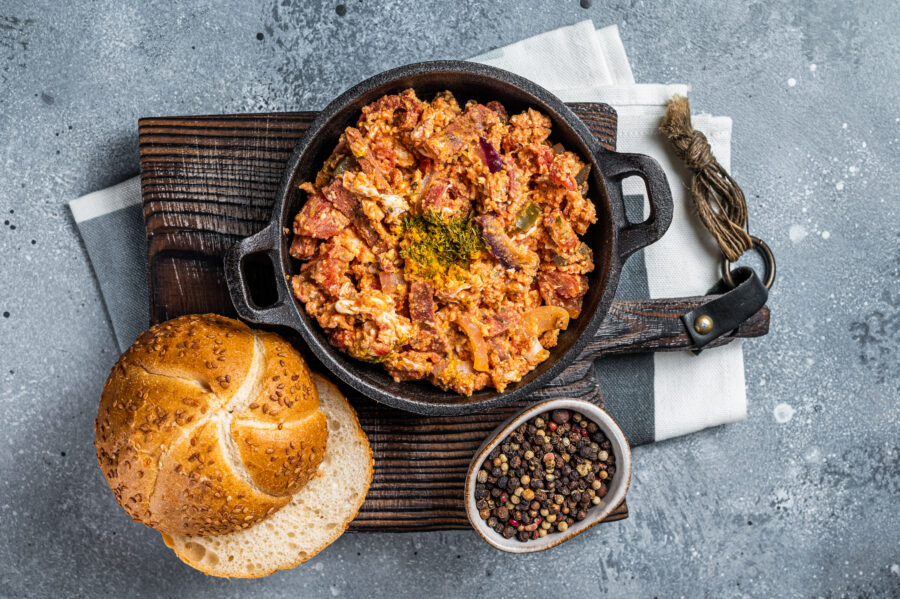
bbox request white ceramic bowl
[465,398,632,553]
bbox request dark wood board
[139,104,769,531]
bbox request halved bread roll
[95,314,328,537]
[161,374,373,578]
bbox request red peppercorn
[548,421,558,431]
[535,517,542,525]
[499,493,508,502]
[581,428,589,436]
[508,519,519,527]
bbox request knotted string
[659,95,752,262]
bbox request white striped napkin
[70,21,745,445]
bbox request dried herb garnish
[400,210,485,284]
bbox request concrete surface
[1,1,897,597]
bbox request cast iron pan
[224,60,673,416]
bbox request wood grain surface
[140,103,768,531]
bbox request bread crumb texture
[161,374,373,578]
[94,314,328,537]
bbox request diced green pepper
[333,155,356,179]
[574,164,591,186]
[513,202,541,232]
[551,253,569,266]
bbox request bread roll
[95,314,328,537]
[162,374,374,578]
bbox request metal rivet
[694,315,714,335]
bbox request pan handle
[224,223,298,326]
[598,152,674,261]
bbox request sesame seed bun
[94,314,328,537]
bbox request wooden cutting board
[139,104,769,531]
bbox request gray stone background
[1,0,897,597]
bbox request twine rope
[659,95,753,262]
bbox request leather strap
[681,267,768,351]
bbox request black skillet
[224,60,673,416]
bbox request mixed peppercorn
[473,409,615,542]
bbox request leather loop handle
[681,267,769,350]
[599,152,675,261]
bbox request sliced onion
[478,137,503,173]
[476,214,524,270]
[455,316,490,372]
[523,306,570,337]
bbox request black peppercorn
[551,409,570,424]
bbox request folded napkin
[70,21,745,445]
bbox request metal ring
[721,236,776,290]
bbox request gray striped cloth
[70,21,746,445]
